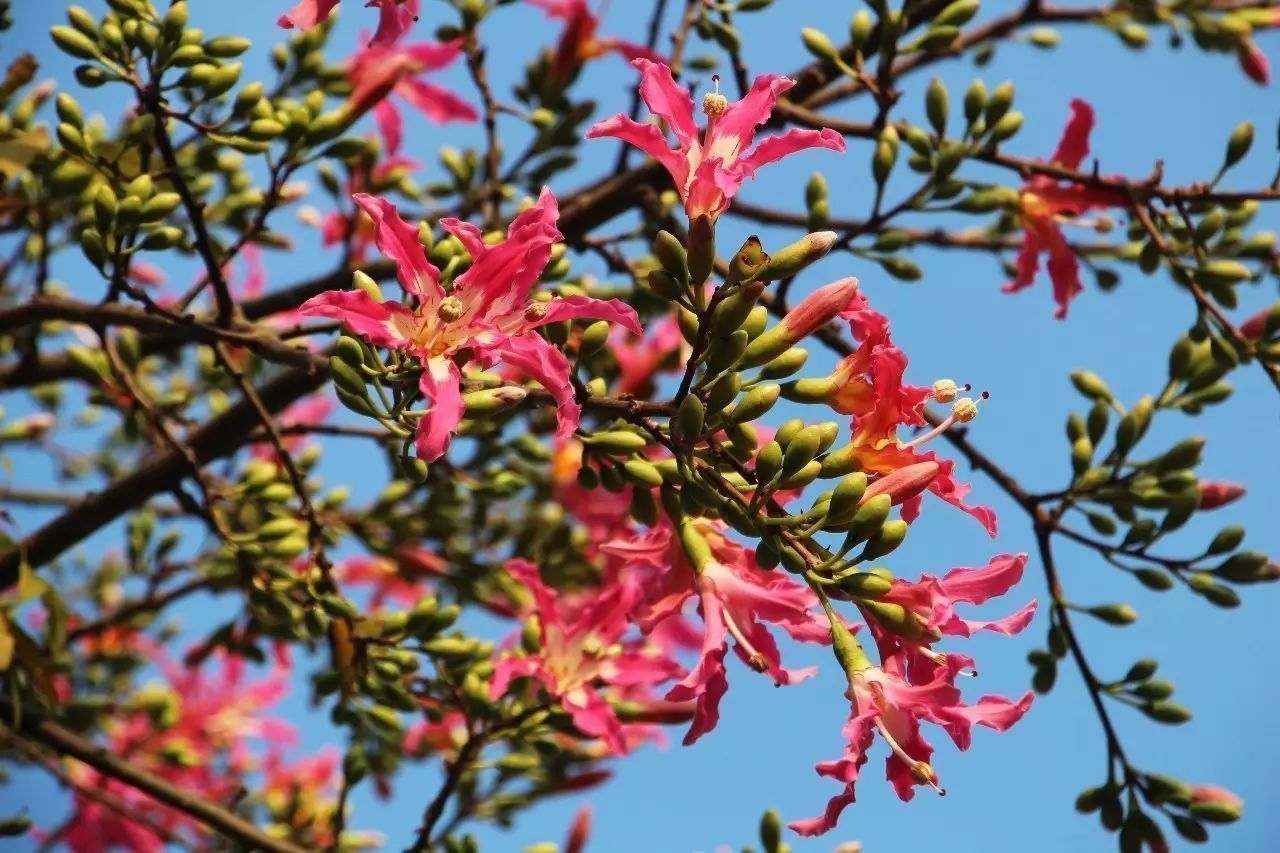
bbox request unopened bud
[737,277,859,369]
[862,461,940,506]
[755,231,838,281]
[1198,481,1245,510]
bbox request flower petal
[631,58,697,145]
[297,289,416,348]
[351,193,443,303]
[396,77,480,124]
[497,334,579,439]
[736,128,846,179]
[414,358,465,461]
[1051,98,1094,170]
[536,295,643,336]
[277,0,340,30]
[585,114,689,190]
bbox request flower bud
[838,570,892,598]
[755,231,837,281]
[1198,481,1245,510]
[653,230,689,283]
[462,386,528,415]
[755,440,783,485]
[687,214,715,284]
[862,461,939,506]
[759,347,808,379]
[730,384,780,423]
[737,277,859,369]
[861,519,908,559]
[847,494,892,542]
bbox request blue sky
[4,1,1279,851]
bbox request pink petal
[933,691,1034,751]
[563,685,628,755]
[402,38,464,71]
[498,334,579,439]
[585,114,689,190]
[1043,222,1083,319]
[1002,229,1042,294]
[631,58,698,146]
[959,599,1038,637]
[712,73,794,154]
[537,295,643,336]
[787,789,855,837]
[396,77,479,124]
[736,128,846,179]
[1051,98,1095,170]
[368,0,416,47]
[277,0,340,30]
[684,156,738,221]
[937,553,1028,605]
[373,99,403,155]
[490,656,542,700]
[414,358,465,461]
[351,193,443,303]
[297,289,416,348]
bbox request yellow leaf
[0,613,14,671]
[0,127,50,180]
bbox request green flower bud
[1224,121,1253,171]
[926,76,949,136]
[861,519,909,559]
[838,571,892,599]
[51,25,97,59]
[653,230,689,283]
[759,347,808,379]
[730,384,780,423]
[139,226,184,250]
[1087,603,1137,625]
[583,430,650,454]
[205,35,251,57]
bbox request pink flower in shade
[403,708,468,758]
[602,518,830,745]
[528,0,664,82]
[346,33,477,156]
[788,650,1034,837]
[298,189,642,461]
[279,0,417,48]
[1198,481,1246,510]
[250,394,335,462]
[128,259,166,288]
[1005,99,1127,318]
[53,649,296,851]
[609,315,684,397]
[490,560,682,755]
[829,291,997,535]
[586,59,845,222]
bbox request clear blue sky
[5,1,1279,851]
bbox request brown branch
[4,715,306,853]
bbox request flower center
[437,296,464,323]
[902,392,989,450]
[702,75,727,118]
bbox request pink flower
[490,560,682,754]
[1005,99,1127,318]
[250,394,334,462]
[609,315,684,397]
[279,0,416,48]
[346,33,477,155]
[829,291,997,535]
[877,553,1038,645]
[586,59,845,222]
[790,652,1033,837]
[299,189,641,460]
[603,518,829,745]
[528,0,663,82]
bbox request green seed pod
[755,440,783,485]
[139,226,184,250]
[861,520,909,559]
[623,459,664,488]
[984,81,1014,125]
[711,282,764,337]
[1224,121,1253,170]
[847,494,892,542]
[781,426,822,476]
[838,571,892,599]
[925,76,949,136]
[674,393,705,445]
[989,111,1024,141]
[51,25,98,59]
[1087,603,1137,625]
[759,347,808,379]
[584,430,650,454]
[206,35,251,57]
[731,384,780,423]
[653,230,689,283]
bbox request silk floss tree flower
[790,592,1034,837]
[587,58,846,222]
[1005,98,1127,318]
[824,289,998,534]
[528,0,663,83]
[344,27,478,156]
[299,188,642,460]
[602,516,831,745]
[279,0,417,47]
[490,559,683,755]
